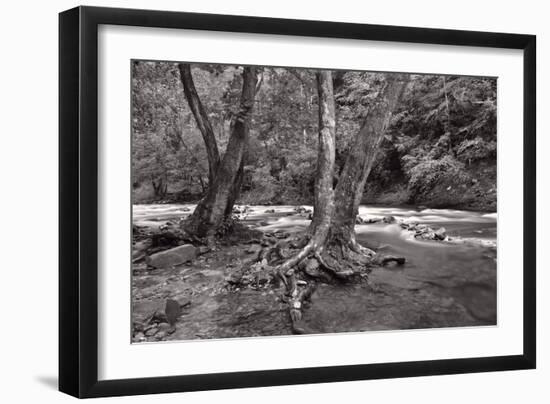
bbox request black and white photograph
[131,61,498,342]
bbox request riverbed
[132,204,497,341]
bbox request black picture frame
[59,5,536,398]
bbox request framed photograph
[59,6,536,398]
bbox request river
[133,204,497,340]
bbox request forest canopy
[132,61,497,211]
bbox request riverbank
[132,204,496,342]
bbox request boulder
[157,322,172,332]
[294,206,311,214]
[132,239,151,262]
[246,244,263,255]
[434,227,447,240]
[197,246,211,255]
[165,299,182,326]
[147,244,197,269]
[144,327,158,337]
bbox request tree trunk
[152,177,166,198]
[183,66,259,239]
[275,70,335,274]
[268,71,336,332]
[178,63,220,184]
[330,74,410,249]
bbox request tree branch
[178,63,220,184]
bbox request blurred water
[135,204,497,336]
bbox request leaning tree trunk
[183,66,259,240]
[330,74,410,252]
[178,64,220,185]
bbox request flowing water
[133,204,497,340]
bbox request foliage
[132,61,497,209]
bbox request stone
[305,258,319,271]
[144,327,158,337]
[197,246,211,255]
[264,209,276,213]
[355,216,364,224]
[165,299,182,326]
[155,331,167,339]
[157,322,172,332]
[149,310,168,324]
[147,244,197,269]
[434,227,447,240]
[132,240,152,262]
[246,244,263,255]
[294,206,311,214]
[382,215,396,224]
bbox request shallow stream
[133,204,497,339]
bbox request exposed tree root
[246,231,389,334]
[237,230,407,334]
[377,255,406,266]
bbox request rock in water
[165,299,182,327]
[147,244,197,269]
[434,227,447,240]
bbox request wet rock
[150,229,182,249]
[132,239,152,262]
[156,323,175,336]
[145,327,158,337]
[155,331,168,340]
[233,205,250,214]
[149,309,168,324]
[274,231,289,239]
[246,244,262,253]
[133,321,145,333]
[420,231,436,240]
[355,216,364,224]
[147,244,197,269]
[380,255,406,266]
[434,227,447,240]
[157,322,172,332]
[264,209,276,213]
[382,215,396,224]
[165,298,182,326]
[225,272,243,285]
[294,206,312,214]
[197,246,211,255]
[246,244,263,255]
[302,258,330,281]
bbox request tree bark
[183,66,259,239]
[178,64,220,184]
[275,70,336,281]
[330,74,410,248]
